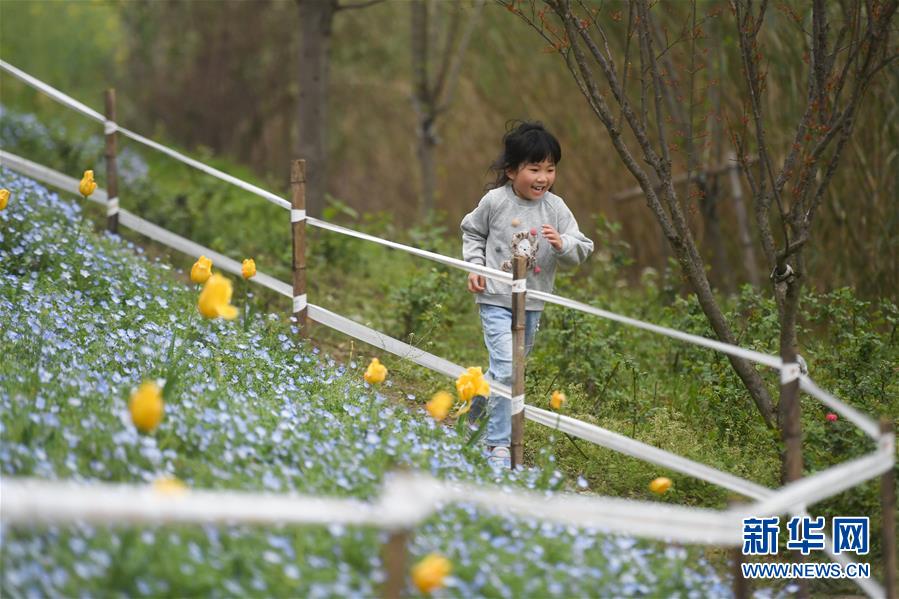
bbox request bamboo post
[382,529,410,599]
[104,89,119,233]
[510,255,527,469]
[881,418,896,599]
[290,159,308,336]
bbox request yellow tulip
[649,477,672,494]
[364,358,387,384]
[197,274,239,320]
[456,366,490,401]
[129,381,164,433]
[456,366,490,402]
[241,258,256,279]
[190,255,213,284]
[426,391,453,421]
[153,476,188,496]
[550,390,567,410]
[0,188,9,211]
[411,553,451,594]
[79,170,97,197]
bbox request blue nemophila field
[1,168,770,597]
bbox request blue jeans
[475,304,541,447]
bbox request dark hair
[489,120,562,189]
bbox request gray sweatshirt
[461,183,594,311]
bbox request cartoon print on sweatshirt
[501,229,539,273]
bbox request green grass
[1,168,767,597]
[2,109,896,593]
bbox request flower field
[0,168,786,597]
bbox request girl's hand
[467,272,486,293]
[542,224,563,251]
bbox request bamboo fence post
[104,89,119,233]
[290,159,308,336]
[382,529,410,599]
[881,418,896,599]
[510,254,527,469]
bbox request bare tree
[502,0,897,441]
[729,0,897,483]
[411,0,485,218]
[506,0,777,428]
[295,0,386,218]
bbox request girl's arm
[551,203,594,267]
[460,195,491,266]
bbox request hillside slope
[0,169,738,597]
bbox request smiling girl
[460,120,594,468]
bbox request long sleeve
[551,203,594,267]
[460,194,491,266]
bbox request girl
[460,121,594,469]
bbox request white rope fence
[1,60,894,598]
[2,472,740,545]
[0,60,291,211]
[1,150,891,597]
[3,148,885,506]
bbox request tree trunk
[296,0,336,218]
[700,50,732,295]
[670,214,776,428]
[776,262,804,484]
[776,262,808,596]
[410,0,482,219]
[411,0,437,218]
[700,182,732,294]
[416,126,437,218]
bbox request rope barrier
[1,472,740,545]
[307,216,511,284]
[529,290,782,370]
[0,151,890,507]
[746,435,895,518]
[0,59,106,122]
[526,406,773,500]
[0,60,291,211]
[114,125,290,210]
[0,59,510,283]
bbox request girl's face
[506,159,556,201]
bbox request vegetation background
[1,0,896,594]
[2,0,896,297]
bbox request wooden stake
[731,544,749,599]
[510,254,527,469]
[881,418,896,599]
[291,159,308,336]
[104,89,119,233]
[730,500,750,599]
[382,529,409,599]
